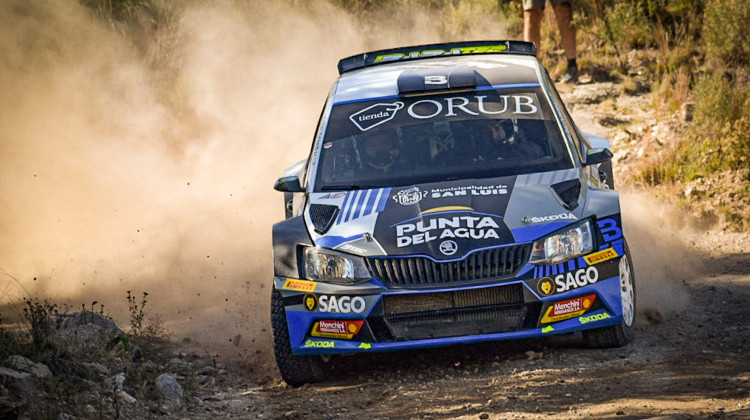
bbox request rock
[156,373,183,405]
[525,350,543,360]
[50,311,123,350]
[0,366,40,415]
[115,372,126,390]
[0,366,36,393]
[117,390,138,405]
[5,356,34,371]
[283,410,302,419]
[197,365,215,375]
[129,343,143,361]
[83,362,110,377]
[682,102,694,122]
[5,355,52,379]
[207,391,228,401]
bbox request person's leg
[552,1,578,83]
[553,1,576,61]
[523,0,546,56]
[523,8,544,56]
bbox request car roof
[332,54,543,105]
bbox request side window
[542,70,584,165]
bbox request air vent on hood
[550,179,581,210]
[397,66,479,94]
[309,204,339,234]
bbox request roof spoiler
[337,40,537,74]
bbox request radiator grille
[379,283,537,340]
[367,244,531,288]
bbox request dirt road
[179,208,749,419]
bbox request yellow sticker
[283,279,317,292]
[540,295,596,324]
[359,343,372,349]
[537,277,554,296]
[584,247,618,265]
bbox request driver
[479,119,543,160]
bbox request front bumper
[275,239,627,356]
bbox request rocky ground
[4,81,750,419]
[168,218,750,420]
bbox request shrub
[704,0,750,65]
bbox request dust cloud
[620,189,697,321]
[0,0,509,364]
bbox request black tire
[271,289,328,386]
[583,241,636,348]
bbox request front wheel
[583,242,636,348]
[271,289,328,386]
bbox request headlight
[530,220,593,265]
[303,247,371,285]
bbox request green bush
[704,0,750,65]
[692,72,735,134]
[599,1,652,50]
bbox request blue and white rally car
[271,41,635,385]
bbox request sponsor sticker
[553,266,599,293]
[283,279,317,293]
[540,295,596,324]
[358,342,372,349]
[373,45,507,64]
[406,95,539,120]
[392,187,428,206]
[303,294,318,311]
[429,184,508,199]
[319,192,346,199]
[349,102,404,131]
[311,320,364,339]
[316,295,367,314]
[522,213,577,225]
[579,312,612,325]
[304,339,335,348]
[394,211,503,248]
[537,277,555,297]
[584,247,619,265]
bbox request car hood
[307,168,584,260]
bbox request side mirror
[274,176,304,193]
[584,148,613,166]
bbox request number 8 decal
[424,75,448,85]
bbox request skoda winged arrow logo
[439,240,458,256]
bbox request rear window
[314,87,573,191]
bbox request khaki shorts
[523,0,571,11]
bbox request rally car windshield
[314,87,573,191]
